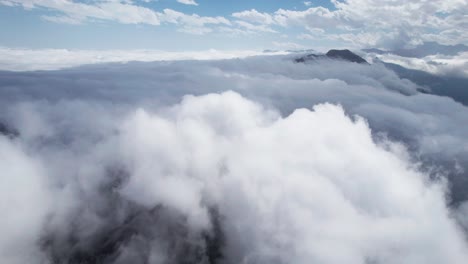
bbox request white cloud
[0,0,234,35]
[368,52,468,77]
[0,137,51,264]
[41,15,83,25]
[222,10,281,35]
[235,20,277,33]
[232,9,275,25]
[1,0,162,25]
[297,33,318,40]
[0,47,288,71]
[161,8,231,34]
[0,53,468,262]
[272,41,306,50]
[177,0,198,6]
[1,88,468,263]
[233,0,468,49]
[1,0,467,48]
[116,93,468,263]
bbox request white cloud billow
[0,137,51,264]
[117,92,468,263]
[0,53,467,263]
[2,91,468,263]
[0,0,467,263]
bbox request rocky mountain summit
[295,49,368,64]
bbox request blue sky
[0,0,466,51]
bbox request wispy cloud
[177,0,198,6]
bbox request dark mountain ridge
[295,49,368,64]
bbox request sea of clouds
[1,53,468,264]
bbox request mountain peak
[295,49,368,64]
[325,49,368,64]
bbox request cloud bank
[368,52,468,78]
[0,47,287,71]
[1,54,468,263]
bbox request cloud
[233,0,468,49]
[367,52,468,78]
[234,20,277,33]
[0,0,232,35]
[232,9,275,25]
[3,0,465,48]
[272,41,306,50]
[161,8,231,34]
[177,0,198,6]
[1,54,468,263]
[6,0,162,25]
[1,91,468,263]
[0,47,290,71]
[0,137,51,264]
[41,15,83,25]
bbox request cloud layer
[0,47,288,71]
[1,54,468,263]
[2,91,468,263]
